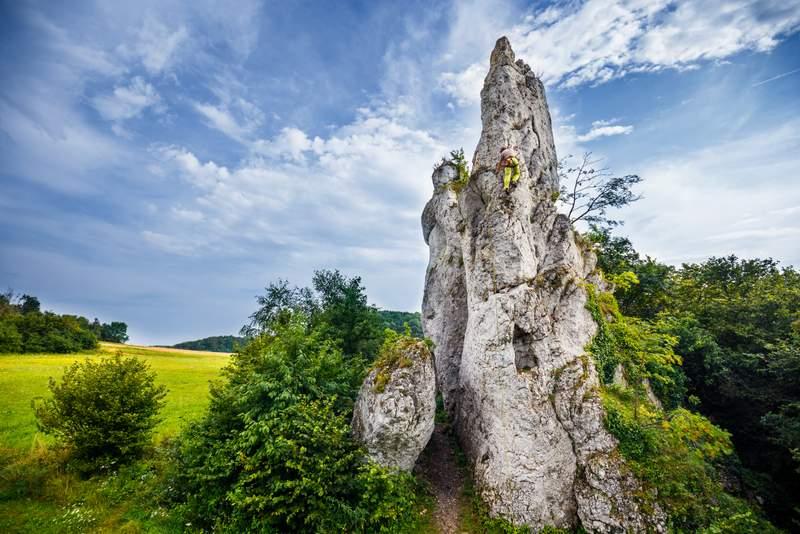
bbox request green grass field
[0,343,230,533]
[0,342,229,451]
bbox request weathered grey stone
[422,163,468,418]
[351,340,436,471]
[421,36,665,532]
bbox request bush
[586,284,777,530]
[173,315,424,532]
[33,353,167,470]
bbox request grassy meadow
[0,342,230,533]
[0,342,229,451]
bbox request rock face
[421,37,664,531]
[351,340,436,471]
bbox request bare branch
[556,153,642,228]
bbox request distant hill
[170,335,246,353]
[379,310,422,338]
[170,312,421,353]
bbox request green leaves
[32,353,167,470]
[586,284,776,530]
[174,316,423,532]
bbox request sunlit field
[0,342,230,451]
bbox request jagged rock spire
[421,38,664,532]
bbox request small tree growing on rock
[33,352,167,470]
[558,152,642,228]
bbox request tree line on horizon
[0,291,128,354]
[169,311,421,353]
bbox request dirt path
[417,423,467,533]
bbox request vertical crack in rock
[421,37,665,532]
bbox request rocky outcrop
[421,37,664,531]
[351,339,436,471]
[422,163,468,418]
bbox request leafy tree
[558,153,642,228]
[174,315,420,532]
[585,283,777,531]
[19,294,40,314]
[100,321,129,343]
[587,225,674,319]
[33,353,167,470]
[379,310,423,338]
[592,234,800,527]
[0,291,103,354]
[240,279,318,337]
[242,270,385,360]
[312,270,385,359]
[0,320,23,353]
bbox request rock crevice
[421,37,664,532]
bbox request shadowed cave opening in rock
[513,324,539,373]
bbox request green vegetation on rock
[370,327,432,393]
[590,227,800,528]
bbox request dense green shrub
[33,353,167,470]
[173,315,424,532]
[584,280,685,408]
[585,283,777,530]
[590,238,800,526]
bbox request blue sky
[1,0,799,345]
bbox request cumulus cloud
[440,0,800,103]
[439,63,486,107]
[146,105,445,261]
[158,146,230,189]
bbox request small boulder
[351,336,436,471]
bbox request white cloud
[0,93,124,193]
[26,13,125,77]
[439,63,486,107]
[193,102,247,140]
[194,98,264,141]
[141,230,197,255]
[252,127,314,161]
[158,146,230,189]
[146,105,445,260]
[192,76,264,142]
[576,121,634,142]
[439,0,800,102]
[171,207,205,222]
[620,119,800,267]
[129,16,189,74]
[92,76,161,121]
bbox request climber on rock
[496,146,521,191]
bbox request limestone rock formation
[351,339,436,471]
[421,37,665,531]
